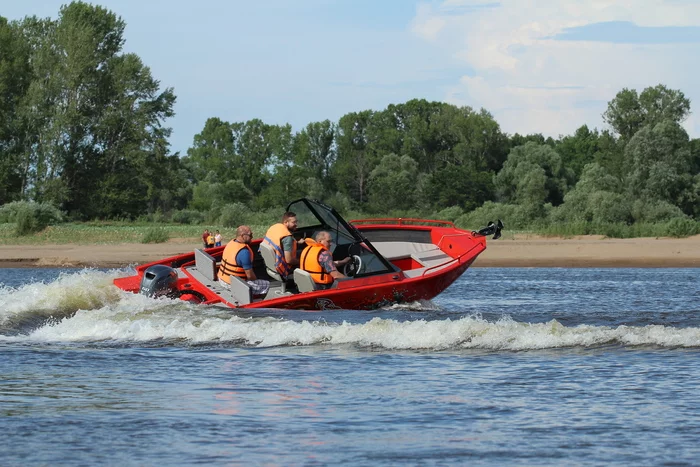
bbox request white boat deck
[371,241,453,278]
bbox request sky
[3,0,700,155]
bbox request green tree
[367,154,420,212]
[14,2,176,218]
[550,163,632,224]
[0,17,31,204]
[509,133,555,149]
[231,119,275,196]
[603,84,690,141]
[184,117,236,183]
[623,120,693,213]
[555,125,602,180]
[424,165,493,211]
[334,110,376,204]
[294,120,336,191]
[494,142,571,206]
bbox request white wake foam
[7,311,700,350]
[0,269,126,325]
[2,269,699,350]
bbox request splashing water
[1,268,699,350]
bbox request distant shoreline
[0,235,699,268]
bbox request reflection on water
[0,267,699,465]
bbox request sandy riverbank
[0,234,699,268]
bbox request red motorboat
[113,199,502,310]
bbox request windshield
[286,199,395,277]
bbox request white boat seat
[195,249,217,282]
[259,242,283,281]
[293,269,318,293]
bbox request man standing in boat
[218,225,269,296]
[300,231,350,289]
[263,212,306,280]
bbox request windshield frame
[286,198,396,277]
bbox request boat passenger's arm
[330,270,346,280]
[334,257,352,267]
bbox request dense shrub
[15,206,39,236]
[0,201,63,224]
[0,201,64,236]
[135,210,169,223]
[324,192,353,215]
[587,191,633,224]
[536,221,672,238]
[247,207,285,226]
[631,199,686,223]
[456,202,543,230]
[435,206,464,223]
[549,190,632,225]
[219,203,251,228]
[172,209,206,225]
[141,226,170,244]
[664,217,700,237]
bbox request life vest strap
[264,235,291,278]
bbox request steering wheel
[343,255,363,277]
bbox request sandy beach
[0,234,699,268]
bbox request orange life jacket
[263,223,296,279]
[217,240,252,284]
[300,240,334,285]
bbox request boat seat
[224,276,252,305]
[195,248,217,281]
[371,241,453,278]
[293,269,318,293]
[372,241,440,259]
[258,242,284,281]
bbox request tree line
[1,2,698,235]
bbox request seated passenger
[300,231,350,290]
[218,225,270,296]
[263,211,306,280]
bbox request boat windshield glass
[286,199,395,277]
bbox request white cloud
[412,0,700,137]
[410,3,447,41]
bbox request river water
[1,267,699,466]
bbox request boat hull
[113,221,487,311]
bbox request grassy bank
[1,218,697,246]
[0,222,270,245]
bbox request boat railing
[350,218,456,228]
[436,232,473,251]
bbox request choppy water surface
[1,267,699,466]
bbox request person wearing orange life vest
[218,225,269,296]
[263,211,307,280]
[300,231,352,289]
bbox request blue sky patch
[553,21,700,44]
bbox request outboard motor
[139,265,179,298]
[473,219,504,240]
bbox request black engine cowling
[139,265,178,298]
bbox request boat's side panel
[240,258,475,310]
